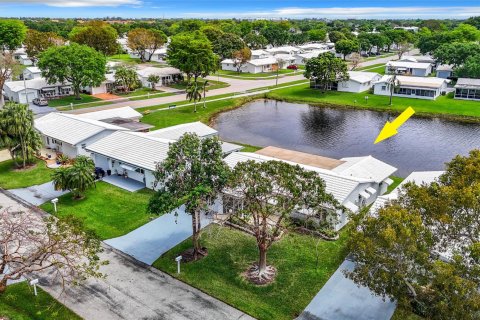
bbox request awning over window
[120,164,135,171]
[366,187,377,195]
[359,191,371,199]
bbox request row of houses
[33,108,398,230]
[2,65,183,104]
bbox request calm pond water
[214,99,480,177]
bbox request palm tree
[147,74,161,91]
[186,81,202,113]
[386,66,398,106]
[52,156,95,200]
[202,80,209,109]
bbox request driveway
[0,190,253,320]
[105,205,212,265]
[9,181,69,206]
[297,259,396,320]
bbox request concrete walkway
[9,181,69,206]
[105,206,212,265]
[0,190,254,320]
[297,259,396,320]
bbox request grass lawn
[0,282,81,320]
[40,182,154,240]
[107,53,141,64]
[167,79,230,91]
[217,69,297,79]
[386,176,404,194]
[235,142,261,152]
[118,87,163,97]
[153,224,349,320]
[47,94,101,108]
[266,84,480,120]
[0,159,52,189]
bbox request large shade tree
[0,103,42,168]
[304,52,349,92]
[24,29,64,65]
[0,208,106,295]
[69,20,119,56]
[347,150,480,319]
[148,134,229,260]
[127,28,167,62]
[38,43,106,100]
[226,160,338,284]
[0,19,27,51]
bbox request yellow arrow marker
[374,107,415,144]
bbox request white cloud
[0,0,142,7]
[184,6,480,19]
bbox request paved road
[357,49,419,69]
[0,190,254,320]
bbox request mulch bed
[242,263,277,285]
[178,247,209,263]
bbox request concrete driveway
[297,259,396,320]
[0,190,253,320]
[105,206,213,265]
[9,181,69,206]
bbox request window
[135,168,145,174]
[81,143,86,150]
[381,85,386,91]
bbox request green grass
[0,282,81,320]
[386,176,404,194]
[118,87,163,97]
[217,69,298,79]
[266,84,480,120]
[167,79,230,91]
[47,94,101,108]
[0,159,53,189]
[356,63,386,74]
[153,225,349,320]
[235,142,262,152]
[40,182,155,240]
[107,53,141,64]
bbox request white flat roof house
[400,55,435,64]
[454,78,480,101]
[224,147,397,230]
[222,57,279,74]
[35,113,128,158]
[436,65,454,79]
[3,78,73,104]
[373,75,449,100]
[13,48,33,66]
[294,50,330,65]
[136,66,183,88]
[250,49,271,59]
[385,61,432,77]
[298,43,329,52]
[86,122,242,190]
[266,46,302,55]
[337,71,382,93]
[129,47,168,62]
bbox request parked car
[287,65,298,70]
[32,98,48,106]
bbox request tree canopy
[304,52,349,92]
[127,27,167,62]
[69,20,119,56]
[38,43,106,100]
[0,19,27,51]
[24,29,64,65]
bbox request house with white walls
[337,71,382,93]
[454,78,480,101]
[223,146,397,230]
[136,66,183,88]
[221,57,279,74]
[3,78,73,104]
[34,113,127,158]
[294,50,330,65]
[385,61,432,77]
[373,75,449,100]
[21,67,42,80]
[436,65,454,79]
[250,49,271,59]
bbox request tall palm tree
[386,66,398,106]
[202,80,209,109]
[186,81,202,113]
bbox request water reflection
[214,99,480,176]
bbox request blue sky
[2,0,480,19]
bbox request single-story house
[266,46,302,55]
[82,73,116,95]
[136,67,183,88]
[129,48,167,63]
[400,55,435,65]
[223,146,397,230]
[373,75,449,100]
[294,50,330,65]
[86,122,242,190]
[77,106,153,132]
[337,71,382,93]
[221,59,240,72]
[385,61,432,77]
[393,26,419,33]
[250,49,271,60]
[222,57,279,74]
[13,48,33,66]
[3,78,73,104]
[436,65,454,79]
[298,43,329,52]
[272,54,296,68]
[454,78,480,101]
[21,67,42,80]
[35,113,127,158]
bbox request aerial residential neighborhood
[0,2,480,320]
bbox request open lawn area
[107,53,141,64]
[266,84,480,119]
[217,69,298,79]
[47,94,101,108]
[0,159,52,189]
[356,63,386,75]
[153,224,349,320]
[167,79,230,91]
[40,182,154,240]
[0,282,81,320]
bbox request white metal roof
[250,49,269,56]
[345,71,381,84]
[247,57,278,66]
[77,107,142,121]
[295,50,330,60]
[386,61,431,70]
[455,78,480,89]
[273,54,296,61]
[223,152,365,205]
[146,122,218,140]
[34,113,127,146]
[86,131,172,171]
[375,75,449,89]
[4,78,63,93]
[298,43,328,50]
[25,66,41,74]
[436,64,453,72]
[221,142,243,154]
[333,156,397,183]
[266,46,301,53]
[221,59,235,64]
[136,66,182,78]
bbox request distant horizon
[1,1,480,19]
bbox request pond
[214,99,480,177]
